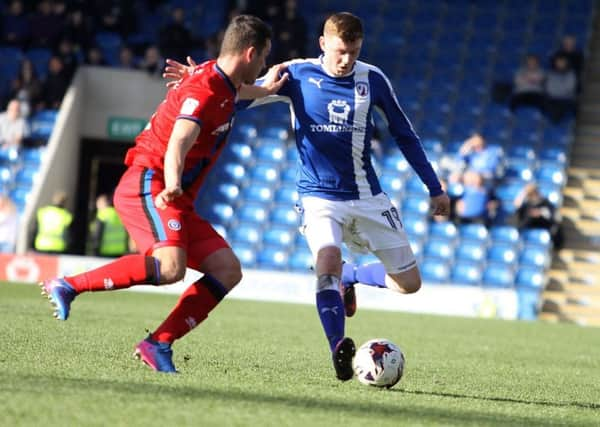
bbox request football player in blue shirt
[165,12,450,381]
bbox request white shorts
[299,193,417,274]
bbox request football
[352,338,405,388]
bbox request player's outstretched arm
[238,64,289,100]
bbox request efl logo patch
[180,97,200,115]
[355,82,369,97]
[168,219,182,231]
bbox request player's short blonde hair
[323,12,363,42]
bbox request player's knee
[387,269,421,294]
[159,260,186,283]
[208,258,242,290]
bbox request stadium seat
[428,221,458,241]
[455,240,487,264]
[519,245,551,269]
[227,142,253,163]
[288,249,313,272]
[262,226,295,247]
[270,205,299,227]
[482,263,515,288]
[256,246,289,270]
[379,175,404,196]
[450,261,483,286]
[255,140,286,163]
[26,48,52,78]
[459,223,489,243]
[222,161,246,183]
[241,184,273,203]
[515,267,546,289]
[420,257,451,283]
[9,187,29,211]
[213,183,240,204]
[487,243,519,267]
[0,147,19,165]
[401,195,429,216]
[20,147,44,167]
[234,243,257,267]
[535,164,566,186]
[206,203,234,224]
[29,109,58,141]
[274,185,299,204]
[424,238,454,261]
[249,163,280,184]
[237,203,268,223]
[229,222,261,245]
[403,214,428,238]
[280,167,297,185]
[521,229,552,249]
[489,225,520,246]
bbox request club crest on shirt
[355,82,369,97]
[168,219,182,231]
[180,98,200,115]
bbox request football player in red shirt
[40,15,288,373]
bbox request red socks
[151,274,228,344]
[65,255,159,293]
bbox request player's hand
[261,63,289,95]
[430,192,451,216]
[155,187,183,209]
[163,56,197,88]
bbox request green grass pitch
[1,281,599,427]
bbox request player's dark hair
[220,15,272,56]
[324,12,363,42]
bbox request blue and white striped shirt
[240,57,442,201]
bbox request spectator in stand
[62,8,94,53]
[40,56,70,109]
[28,0,64,49]
[9,58,43,117]
[2,0,30,47]
[551,35,584,87]
[0,195,18,253]
[544,54,577,123]
[271,0,307,64]
[454,170,497,225]
[0,99,29,148]
[159,7,195,62]
[55,38,79,82]
[510,54,546,112]
[449,133,502,184]
[514,183,563,248]
[118,45,138,70]
[84,46,107,66]
[34,190,73,254]
[139,45,163,77]
[88,0,136,38]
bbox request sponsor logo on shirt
[308,77,323,88]
[309,99,367,133]
[167,219,182,231]
[355,82,369,97]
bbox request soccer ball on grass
[352,338,405,388]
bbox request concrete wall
[17,66,168,253]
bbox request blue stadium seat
[274,185,298,204]
[263,226,294,246]
[14,167,39,188]
[403,214,428,238]
[212,183,240,204]
[489,225,520,246]
[9,187,29,211]
[482,263,515,288]
[420,257,451,283]
[487,243,519,266]
[229,222,261,245]
[455,240,487,264]
[26,48,52,79]
[450,261,483,286]
[288,249,313,272]
[227,142,253,163]
[428,221,458,241]
[424,238,454,261]
[459,223,489,243]
[29,109,58,140]
[20,147,44,167]
[237,203,268,223]
[0,147,19,165]
[538,182,563,206]
[503,158,535,182]
[536,163,566,186]
[222,161,246,183]
[258,125,289,140]
[402,196,429,216]
[206,203,234,224]
[95,32,122,65]
[257,246,289,270]
[234,243,257,267]
[270,205,299,227]
[241,184,273,203]
[249,163,280,184]
[280,167,297,184]
[255,140,286,162]
[515,267,546,288]
[519,245,551,269]
[230,123,257,141]
[379,175,404,196]
[538,147,567,164]
[521,229,552,249]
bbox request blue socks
[315,275,345,352]
[342,262,387,288]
